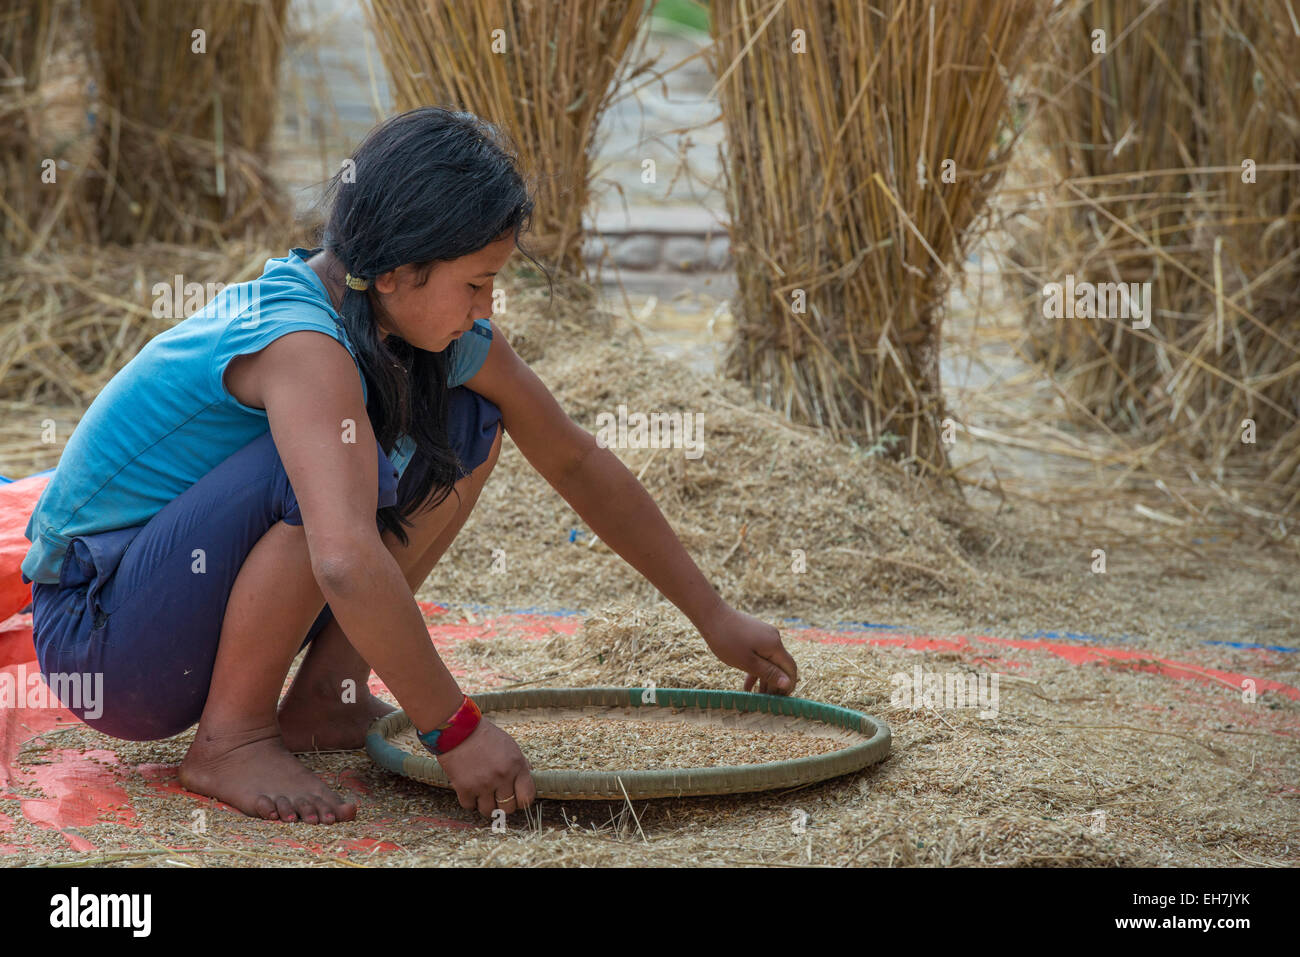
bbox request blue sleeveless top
[21,247,493,585]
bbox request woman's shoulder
[211,250,350,348]
[243,247,341,324]
[207,250,368,407]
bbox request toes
[274,796,298,822]
[331,797,359,823]
[317,799,337,825]
[254,795,279,820]
[293,797,320,825]
[305,788,353,824]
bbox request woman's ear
[374,266,403,295]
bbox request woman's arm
[465,324,799,694]
[257,332,465,730]
[257,330,535,812]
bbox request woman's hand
[435,718,536,818]
[701,606,800,695]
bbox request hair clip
[344,273,371,291]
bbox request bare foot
[179,725,358,824]
[278,687,396,753]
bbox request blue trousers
[29,387,502,741]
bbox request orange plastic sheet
[0,473,48,632]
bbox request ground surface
[2,319,1296,866]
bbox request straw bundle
[1,0,54,255]
[711,0,1043,473]
[0,0,54,93]
[363,0,656,284]
[1009,0,1300,509]
[0,0,91,255]
[84,0,291,245]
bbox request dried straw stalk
[84,0,291,245]
[364,0,655,285]
[711,0,1043,472]
[1010,0,1300,510]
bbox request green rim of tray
[364,686,892,800]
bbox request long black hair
[318,107,550,547]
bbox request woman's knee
[65,667,206,741]
[449,420,502,490]
[477,421,504,475]
[453,422,502,505]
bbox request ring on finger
[496,793,516,803]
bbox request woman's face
[370,234,516,351]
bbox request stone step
[584,232,732,272]
[584,204,729,236]
[592,269,737,298]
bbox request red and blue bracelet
[417,694,482,755]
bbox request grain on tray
[394,716,844,771]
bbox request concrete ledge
[585,205,730,236]
[592,268,737,298]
